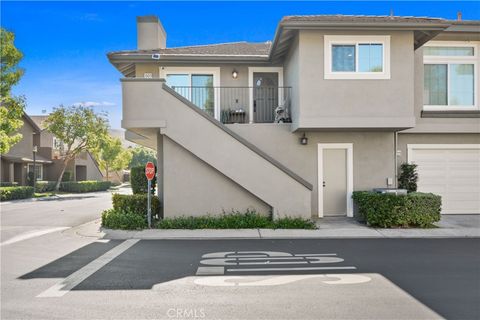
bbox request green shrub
[398,163,418,192]
[101,208,147,230]
[62,171,73,182]
[112,193,161,219]
[155,210,316,230]
[35,181,57,193]
[352,191,441,228]
[0,186,34,201]
[60,181,111,193]
[0,182,18,187]
[130,166,156,194]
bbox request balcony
[169,86,292,124]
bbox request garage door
[408,145,480,214]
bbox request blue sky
[2,1,479,128]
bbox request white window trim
[28,163,43,181]
[324,35,391,80]
[317,143,354,218]
[248,67,284,124]
[423,41,479,111]
[160,67,221,119]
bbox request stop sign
[145,162,155,180]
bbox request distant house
[0,114,103,185]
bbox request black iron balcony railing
[169,86,292,124]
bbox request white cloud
[73,101,116,108]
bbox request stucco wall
[397,133,480,165]
[228,124,395,216]
[5,121,36,159]
[284,35,300,127]
[162,136,271,217]
[293,30,416,129]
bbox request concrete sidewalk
[68,215,480,240]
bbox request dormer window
[324,35,391,79]
[423,41,478,110]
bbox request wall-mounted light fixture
[232,69,238,79]
[300,133,308,145]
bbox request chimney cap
[137,16,159,23]
[457,11,462,21]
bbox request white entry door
[318,144,354,218]
[408,144,480,214]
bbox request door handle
[323,181,326,187]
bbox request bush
[130,166,156,194]
[0,186,34,201]
[35,181,57,193]
[60,181,111,193]
[62,171,73,182]
[155,210,316,230]
[398,163,418,192]
[352,191,441,228]
[0,182,18,187]
[112,193,161,219]
[101,208,147,230]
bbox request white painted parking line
[37,239,139,298]
[1,227,70,246]
[196,267,225,275]
[227,266,356,272]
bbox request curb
[69,219,480,240]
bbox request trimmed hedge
[35,181,57,193]
[154,211,317,230]
[130,166,156,194]
[60,181,112,193]
[0,186,34,201]
[112,193,161,219]
[352,191,441,228]
[102,209,147,230]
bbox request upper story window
[423,41,478,110]
[324,35,391,79]
[53,136,63,150]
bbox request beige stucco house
[108,15,480,219]
[0,114,103,185]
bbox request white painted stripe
[37,239,139,298]
[227,266,356,272]
[1,227,70,246]
[196,267,225,275]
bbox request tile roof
[281,15,448,24]
[110,41,272,57]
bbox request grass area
[33,192,57,198]
[153,211,316,230]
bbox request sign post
[145,161,155,228]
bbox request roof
[23,114,42,133]
[30,115,48,130]
[109,41,271,57]
[0,154,53,164]
[108,14,477,75]
[281,15,447,24]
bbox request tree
[0,28,26,154]
[45,105,109,190]
[96,135,132,181]
[128,146,156,168]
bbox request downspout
[394,130,399,188]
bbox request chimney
[137,16,167,50]
[457,11,462,21]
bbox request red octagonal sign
[145,162,155,181]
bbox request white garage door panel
[409,146,480,214]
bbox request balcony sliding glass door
[166,74,215,117]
